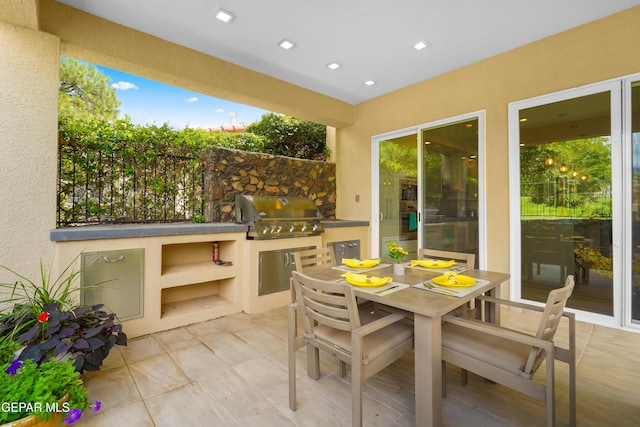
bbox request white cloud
[185,97,199,103]
[216,108,225,113]
[111,81,139,90]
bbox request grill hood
[235,195,324,239]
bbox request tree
[59,57,121,122]
[244,113,327,160]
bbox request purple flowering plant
[0,259,115,424]
[1,340,101,424]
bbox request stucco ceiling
[55,0,640,105]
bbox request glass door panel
[631,81,640,323]
[519,91,614,315]
[420,118,479,266]
[378,134,418,258]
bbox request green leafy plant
[0,259,127,373]
[1,259,82,345]
[1,339,96,424]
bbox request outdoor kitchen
[49,147,368,338]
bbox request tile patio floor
[75,305,640,426]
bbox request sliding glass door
[373,112,484,265]
[511,81,623,326]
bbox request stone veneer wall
[202,147,336,222]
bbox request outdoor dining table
[304,263,510,427]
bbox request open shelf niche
[159,238,240,322]
[160,278,236,320]
[160,240,237,287]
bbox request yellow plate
[432,274,476,288]
[342,258,381,268]
[411,259,456,269]
[341,272,392,287]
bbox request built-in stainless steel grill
[234,194,324,239]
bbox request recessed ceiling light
[413,41,430,50]
[215,8,234,23]
[278,39,295,50]
[326,62,341,70]
[364,80,376,86]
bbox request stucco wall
[0,16,60,282]
[336,6,640,275]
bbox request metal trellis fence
[57,142,204,227]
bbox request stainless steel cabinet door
[258,245,315,295]
[81,249,144,320]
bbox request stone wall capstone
[201,147,336,222]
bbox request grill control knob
[289,225,295,233]
[312,224,318,231]
[301,224,308,232]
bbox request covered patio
[4,1,640,426]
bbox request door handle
[103,255,124,263]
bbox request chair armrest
[474,296,575,341]
[443,314,553,351]
[352,312,408,338]
[475,295,546,313]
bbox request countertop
[321,219,369,228]
[50,223,248,241]
[50,219,369,241]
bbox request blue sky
[94,64,269,129]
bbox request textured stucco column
[0,9,60,282]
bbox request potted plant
[1,339,100,425]
[387,241,408,275]
[0,259,127,373]
[0,258,125,424]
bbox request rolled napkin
[410,259,456,269]
[341,272,393,287]
[342,258,381,268]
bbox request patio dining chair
[293,246,336,273]
[288,270,414,427]
[441,275,576,427]
[290,247,340,352]
[417,248,476,268]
